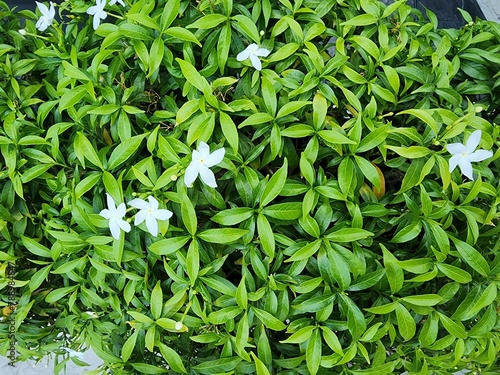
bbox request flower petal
[109,220,121,240]
[134,210,147,225]
[36,1,49,15]
[118,219,131,233]
[116,202,127,217]
[198,141,211,159]
[105,193,116,210]
[93,16,100,30]
[458,158,474,180]
[86,5,97,15]
[153,209,173,221]
[250,54,262,71]
[198,165,217,188]
[446,143,466,155]
[148,196,159,210]
[48,3,55,17]
[145,215,159,237]
[184,161,199,187]
[255,48,271,57]
[448,154,461,173]
[204,148,225,167]
[128,198,149,210]
[236,47,251,61]
[467,149,493,162]
[99,208,112,220]
[465,130,482,154]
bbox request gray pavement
[0,348,103,375]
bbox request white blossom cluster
[100,142,225,239]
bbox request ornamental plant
[0,0,499,374]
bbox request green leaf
[391,220,422,243]
[130,363,166,374]
[349,35,380,59]
[108,134,145,170]
[280,325,315,344]
[127,13,159,31]
[436,263,472,283]
[158,343,187,373]
[220,111,239,153]
[260,159,288,207]
[74,132,103,169]
[236,275,248,310]
[21,235,51,257]
[450,237,490,276]
[119,24,152,40]
[262,202,302,220]
[121,330,138,362]
[347,269,385,291]
[29,265,52,292]
[233,15,261,44]
[275,101,311,119]
[326,228,373,242]
[386,145,431,159]
[45,286,78,304]
[197,228,248,244]
[320,326,344,355]
[208,306,244,324]
[401,294,443,306]
[318,130,356,145]
[148,37,165,78]
[20,164,52,183]
[250,352,271,375]
[252,307,286,331]
[186,240,199,287]
[160,0,180,31]
[397,109,438,134]
[192,357,242,374]
[340,294,367,339]
[151,281,163,320]
[341,14,378,26]
[257,213,275,260]
[381,244,404,294]
[164,27,201,46]
[212,207,254,225]
[365,301,398,315]
[286,239,322,262]
[186,14,228,29]
[59,86,87,112]
[181,192,197,236]
[306,329,321,375]
[176,58,210,93]
[395,303,416,341]
[354,155,381,189]
[438,313,467,339]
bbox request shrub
[0,0,499,374]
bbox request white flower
[109,0,125,5]
[19,29,27,36]
[99,193,131,240]
[87,0,107,30]
[62,348,85,361]
[175,321,184,330]
[184,142,225,188]
[35,2,55,32]
[236,43,271,71]
[446,130,493,180]
[85,311,98,318]
[128,196,173,237]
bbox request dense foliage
[0,0,499,374]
